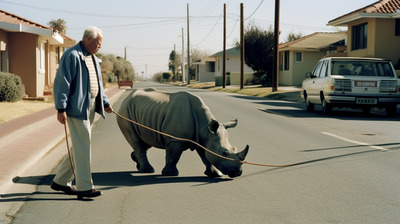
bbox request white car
[301,57,400,116]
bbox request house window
[352,23,367,50]
[284,51,289,70]
[207,61,215,72]
[56,46,60,64]
[295,52,302,62]
[39,42,46,73]
[396,19,400,36]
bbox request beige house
[192,57,216,82]
[278,32,347,86]
[327,0,400,74]
[212,47,254,85]
[0,9,76,98]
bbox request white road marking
[322,132,389,151]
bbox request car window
[319,61,328,78]
[312,61,323,77]
[331,60,395,77]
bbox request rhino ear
[208,119,220,134]
[223,119,238,129]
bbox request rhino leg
[133,144,155,173]
[162,142,186,176]
[195,148,222,178]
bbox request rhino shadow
[12,171,232,189]
[1,172,232,202]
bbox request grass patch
[0,100,53,123]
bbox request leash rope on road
[112,111,296,168]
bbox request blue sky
[1,0,377,78]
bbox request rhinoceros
[116,88,249,178]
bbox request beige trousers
[53,100,96,191]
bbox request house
[327,0,400,74]
[192,57,215,82]
[278,32,347,86]
[0,9,76,98]
[212,47,254,85]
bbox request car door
[306,60,325,103]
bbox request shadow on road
[1,172,232,202]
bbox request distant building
[211,47,254,85]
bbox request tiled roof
[0,9,51,30]
[279,32,346,50]
[329,0,400,24]
[0,9,74,43]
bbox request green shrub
[0,72,25,102]
[215,76,230,86]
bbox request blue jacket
[54,42,110,120]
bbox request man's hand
[105,105,113,113]
[57,112,67,124]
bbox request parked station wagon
[301,57,400,116]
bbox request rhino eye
[222,149,229,156]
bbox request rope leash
[64,121,76,177]
[112,111,296,168]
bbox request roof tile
[330,0,400,23]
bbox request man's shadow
[1,172,232,202]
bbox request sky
[1,0,377,79]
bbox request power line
[0,0,218,20]
[195,8,224,46]
[245,0,264,20]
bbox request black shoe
[51,181,77,195]
[77,189,102,200]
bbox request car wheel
[386,105,397,117]
[321,98,332,115]
[305,95,314,112]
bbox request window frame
[295,52,302,62]
[284,51,290,70]
[351,23,368,51]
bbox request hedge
[0,72,25,102]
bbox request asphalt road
[7,82,400,223]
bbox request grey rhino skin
[116,88,249,178]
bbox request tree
[101,54,135,81]
[236,24,274,86]
[48,19,67,34]
[285,32,303,43]
[168,50,178,81]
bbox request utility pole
[187,3,190,84]
[272,0,280,92]
[223,3,227,88]
[181,28,185,83]
[240,3,244,90]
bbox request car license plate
[356,98,377,104]
[354,81,377,87]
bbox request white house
[211,47,254,85]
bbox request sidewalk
[0,86,126,194]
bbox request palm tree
[48,19,67,34]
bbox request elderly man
[51,26,113,200]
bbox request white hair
[82,26,103,40]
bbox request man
[51,26,113,200]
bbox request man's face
[86,35,103,55]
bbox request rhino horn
[223,119,238,129]
[237,145,249,161]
